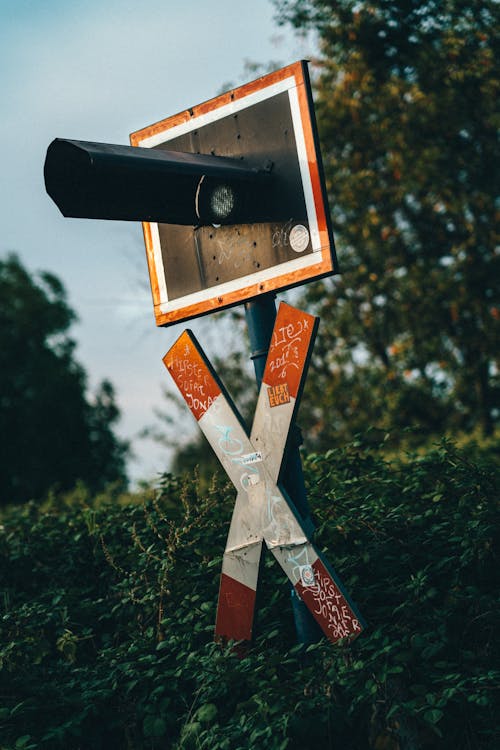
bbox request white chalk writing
[303,565,362,640]
[268,317,310,380]
[271,219,294,249]
[215,424,261,490]
[169,355,214,416]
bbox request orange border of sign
[130,60,336,327]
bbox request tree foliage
[271,0,499,450]
[0,254,129,504]
[0,441,497,748]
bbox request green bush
[0,441,498,749]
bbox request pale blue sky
[0,0,312,483]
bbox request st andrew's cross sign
[164,302,364,643]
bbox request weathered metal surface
[163,303,364,644]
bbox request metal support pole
[244,293,321,644]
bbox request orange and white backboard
[131,60,337,327]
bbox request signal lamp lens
[195,177,244,225]
[209,184,235,221]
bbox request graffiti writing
[271,219,294,249]
[267,316,310,381]
[214,424,261,489]
[167,346,219,419]
[264,489,293,544]
[301,563,362,641]
[286,545,312,584]
[209,232,256,271]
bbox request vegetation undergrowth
[0,439,498,749]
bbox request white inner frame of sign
[135,75,323,316]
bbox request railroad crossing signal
[43,61,337,327]
[164,303,364,643]
[43,61,364,645]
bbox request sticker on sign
[267,383,291,407]
[240,451,263,465]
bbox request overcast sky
[1,0,313,484]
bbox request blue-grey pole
[244,293,321,644]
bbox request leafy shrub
[0,441,498,749]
